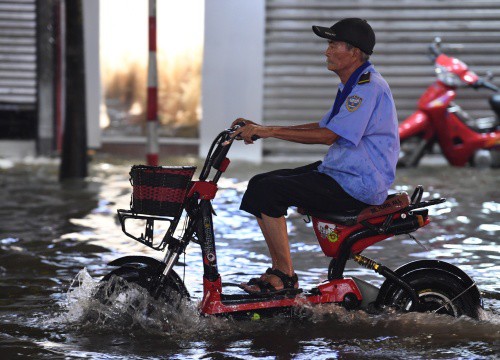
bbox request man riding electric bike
[230,18,400,295]
[93,23,482,321]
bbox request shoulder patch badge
[357,72,371,85]
[346,95,363,112]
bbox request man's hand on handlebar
[224,118,264,145]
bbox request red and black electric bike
[399,38,500,167]
[97,124,483,319]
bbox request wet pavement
[0,155,499,359]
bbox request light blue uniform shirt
[318,65,400,205]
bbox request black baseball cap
[312,18,376,55]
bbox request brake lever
[221,123,243,145]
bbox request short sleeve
[324,86,379,147]
[319,104,334,128]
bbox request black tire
[95,265,188,309]
[398,135,433,167]
[377,268,481,319]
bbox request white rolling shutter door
[0,0,36,108]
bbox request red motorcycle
[399,38,500,167]
[95,124,482,320]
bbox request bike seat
[299,192,410,226]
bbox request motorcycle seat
[298,192,410,226]
[489,94,500,119]
[468,116,500,133]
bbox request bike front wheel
[95,264,189,309]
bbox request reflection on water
[0,158,499,358]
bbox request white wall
[83,0,101,149]
[201,0,265,163]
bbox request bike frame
[109,125,485,319]
[146,128,443,317]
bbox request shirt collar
[337,64,374,91]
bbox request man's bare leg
[257,217,278,269]
[243,214,297,292]
[260,214,293,276]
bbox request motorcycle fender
[399,111,432,139]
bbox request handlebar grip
[236,134,260,142]
[483,81,499,92]
[473,79,499,92]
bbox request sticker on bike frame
[318,222,339,243]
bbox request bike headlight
[435,66,463,87]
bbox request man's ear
[352,47,360,58]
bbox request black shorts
[240,161,368,218]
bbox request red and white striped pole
[146,0,159,166]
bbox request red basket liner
[133,186,187,203]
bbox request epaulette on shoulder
[357,72,371,85]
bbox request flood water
[0,155,499,359]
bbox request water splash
[55,269,500,345]
[58,268,100,324]
[55,269,235,339]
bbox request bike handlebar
[429,38,498,92]
[472,78,499,92]
[481,80,499,92]
[199,122,261,181]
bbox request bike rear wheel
[377,268,481,319]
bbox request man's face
[324,40,355,72]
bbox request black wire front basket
[117,165,197,250]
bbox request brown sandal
[240,268,301,295]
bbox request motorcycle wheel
[94,265,189,308]
[377,268,481,319]
[398,135,433,167]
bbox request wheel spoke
[431,282,477,315]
